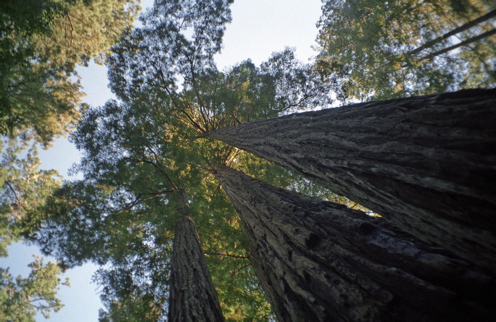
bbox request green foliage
[0,2,140,318]
[0,0,139,146]
[61,96,273,318]
[9,0,492,320]
[0,140,62,257]
[27,0,339,319]
[96,263,169,321]
[317,0,496,100]
[0,63,86,147]
[34,175,175,319]
[98,293,164,322]
[0,140,69,320]
[0,256,69,321]
[197,188,273,320]
[31,135,179,265]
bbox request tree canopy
[3,0,495,320]
[1,1,140,319]
[22,0,343,318]
[0,256,69,321]
[316,0,496,100]
[0,0,139,146]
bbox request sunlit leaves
[317,0,496,100]
[0,256,69,321]
[0,140,62,257]
[0,0,139,145]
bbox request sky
[0,0,323,320]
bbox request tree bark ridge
[168,215,225,322]
[215,165,494,321]
[208,89,496,270]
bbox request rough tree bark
[168,215,225,322]
[207,89,496,271]
[215,165,495,321]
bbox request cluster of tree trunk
[207,88,496,272]
[171,89,496,321]
[215,165,494,321]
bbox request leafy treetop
[316,0,496,100]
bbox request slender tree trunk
[420,29,496,61]
[207,89,496,271]
[408,9,496,56]
[168,214,225,322]
[215,165,494,321]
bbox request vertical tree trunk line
[207,88,496,271]
[215,165,494,322]
[168,214,225,322]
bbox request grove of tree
[1,0,495,320]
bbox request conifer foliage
[0,0,139,145]
[317,0,496,100]
[6,0,496,320]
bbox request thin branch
[146,145,182,193]
[408,9,496,56]
[152,62,206,133]
[185,53,212,132]
[205,252,248,259]
[65,13,76,45]
[419,28,496,61]
[4,180,22,205]
[231,263,250,276]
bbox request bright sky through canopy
[1,0,322,320]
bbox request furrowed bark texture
[208,89,496,270]
[168,216,225,322]
[215,166,495,321]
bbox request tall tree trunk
[207,89,496,271]
[215,165,494,321]
[168,215,225,322]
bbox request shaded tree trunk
[207,89,496,271]
[168,215,225,322]
[215,165,495,321]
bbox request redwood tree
[168,215,225,322]
[214,165,495,321]
[207,89,496,271]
